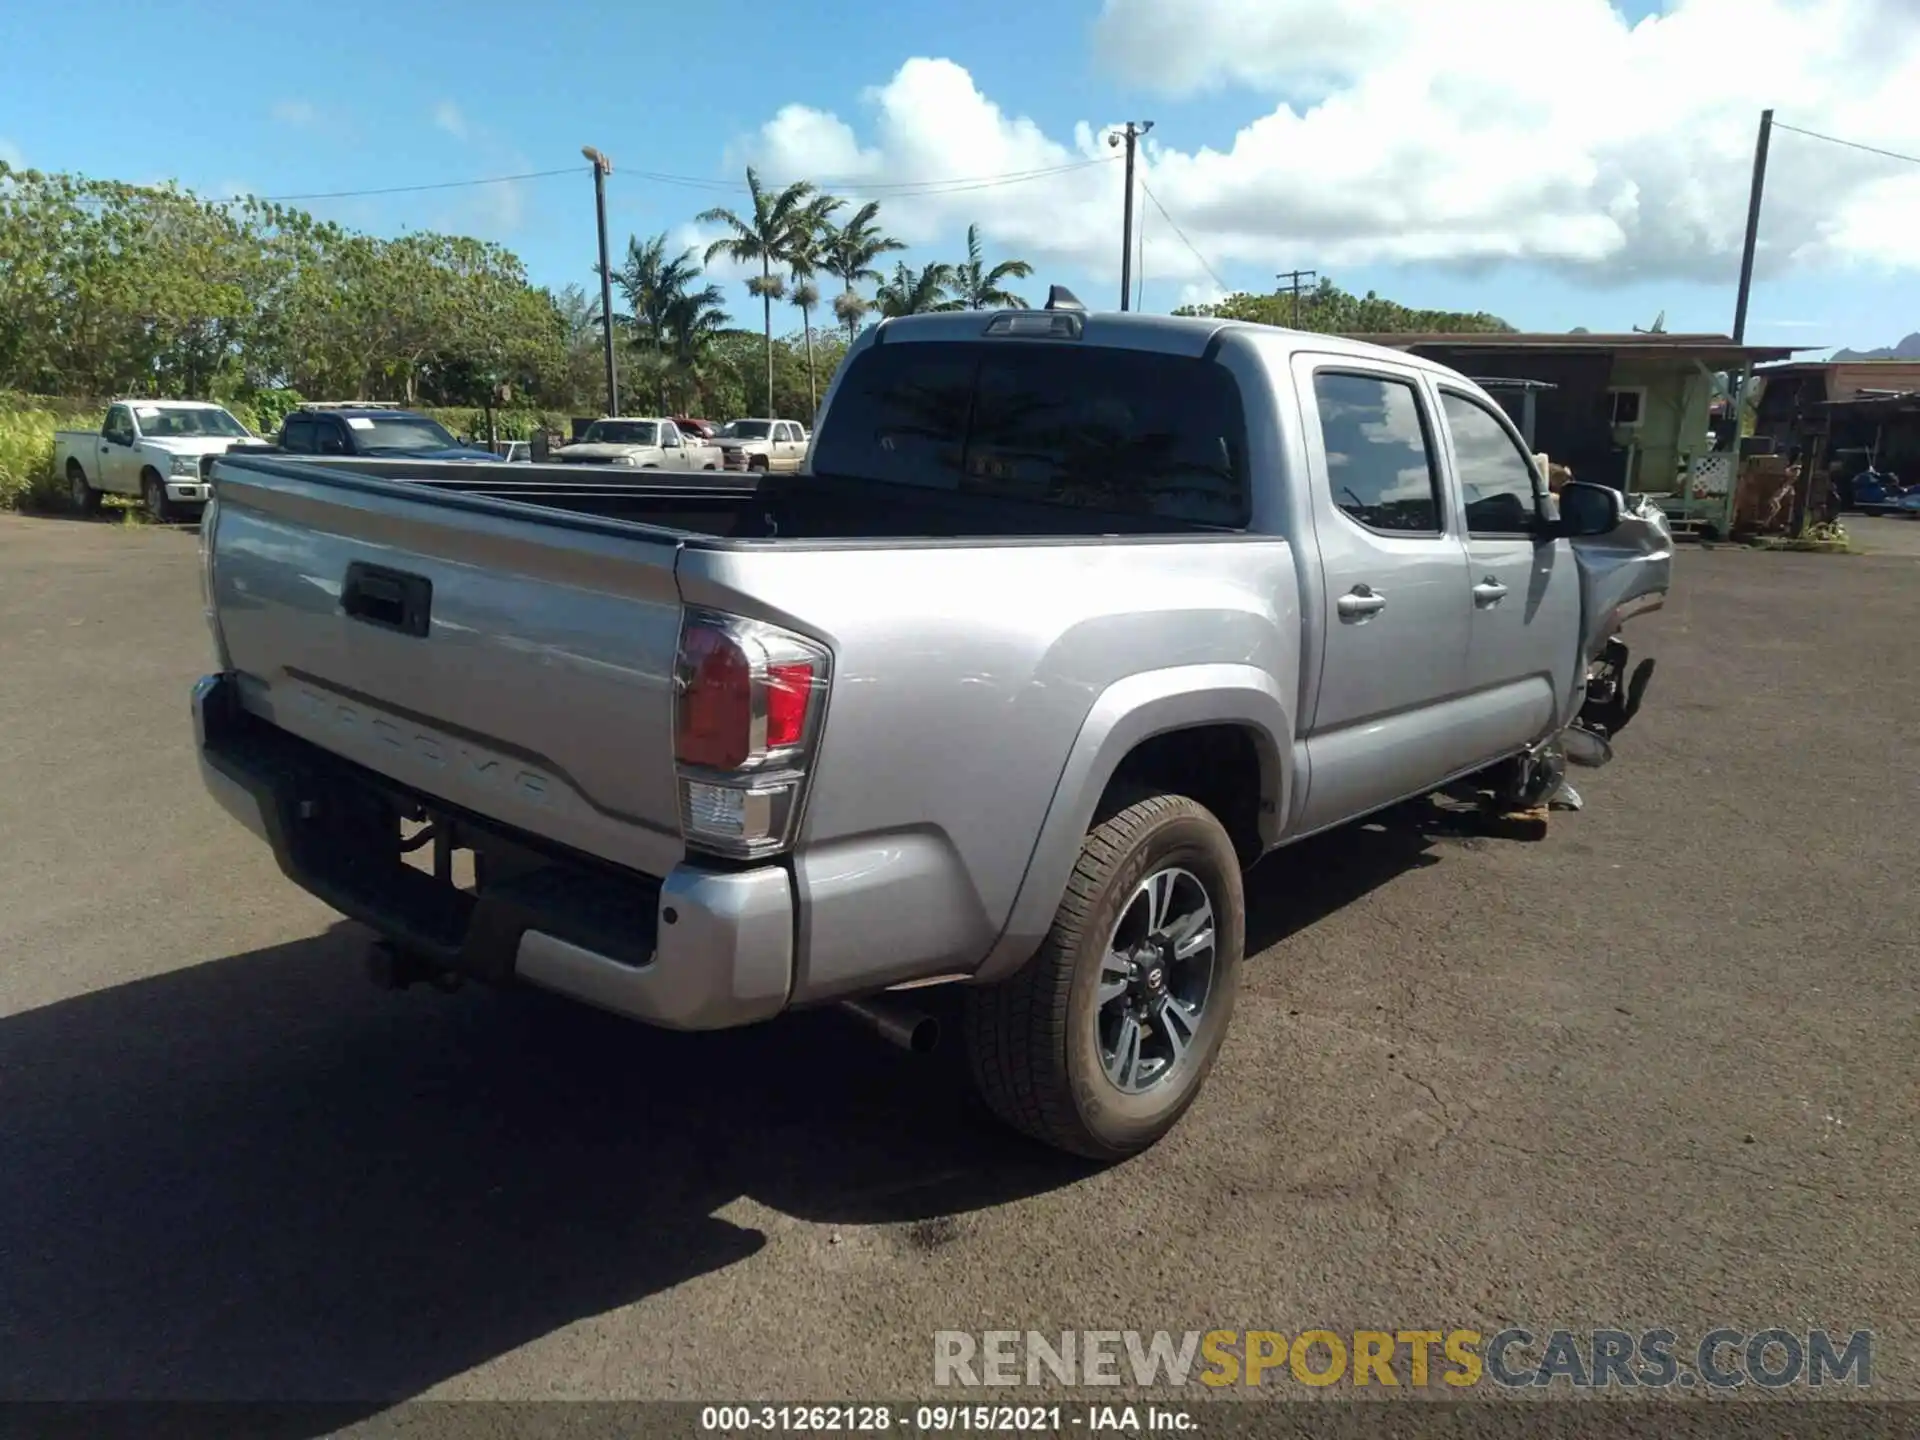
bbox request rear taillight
[673,609,829,859]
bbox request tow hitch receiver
[365,937,463,993]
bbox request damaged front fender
[1570,495,1673,664]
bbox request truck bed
[210,453,1236,543]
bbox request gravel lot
[1,512,1914,1413]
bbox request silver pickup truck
[192,294,1669,1159]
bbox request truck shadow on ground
[0,800,1473,1415]
[1244,794,1484,956]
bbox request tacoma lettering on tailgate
[292,686,553,805]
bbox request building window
[1609,387,1646,428]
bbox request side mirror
[1556,481,1624,538]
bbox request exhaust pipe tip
[841,996,942,1055]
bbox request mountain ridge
[1830,332,1920,361]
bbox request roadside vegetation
[0,157,1053,508]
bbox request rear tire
[142,470,174,523]
[964,793,1243,1160]
[67,461,102,515]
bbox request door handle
[1473,576,1509,607]
[1336,584,1388,621]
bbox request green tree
[615,232,728,413]
[550,283,616,413]
[665,281,731,415]
[821,200,906,343]
[875,261,962,318]
[784,196,845,413]
[698,167,817,415]
[951,223,1033,310]
[1173,276,1514,335]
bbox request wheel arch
[971,665,1293,984]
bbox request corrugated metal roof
[1344,332,1805,362]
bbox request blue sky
[4,0,1917,354]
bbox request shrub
[0,406,64,511]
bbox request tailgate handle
[342,562,432,637]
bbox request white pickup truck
[55,400,258,520]
[714,418,809,473]
[552,417,722,470]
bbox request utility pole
[1727,108,1774,491]
[1277,268,1317,329]
[1109,121,1152,311]
[583,145,618,417]
[1731,108,1774,345]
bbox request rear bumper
[192,673,793,1030]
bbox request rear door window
[813,341,1251,528]
[281,417,316,453]
[1311,371,1445,535]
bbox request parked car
[714,417,808,472]
[553,417,722,470]
[1850,465,1906,513]
[673,416,720,441]
[191,296,1669,1160]
[55,399,257,521]
[240,405,507,464]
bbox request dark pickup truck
[236,405,505,463]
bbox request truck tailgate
[208,457,689,878]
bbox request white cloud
[0,138,22,170]
[1177,280,1230,311]
[270,98,318,128]
[433,100,469,141]
[727,0,1920,291]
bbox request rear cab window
[811,340,1252,528]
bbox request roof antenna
[1044,285,1085,312]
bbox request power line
[38,156,1122,211]
[246,167,579,203]
[629,156,1120,196]
[1772,122,1920,167]
[50,167,579,208]
[1137,179,1230,295]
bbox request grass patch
[1747,520,1857,554]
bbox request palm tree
[698,167,816,415]
[784,195,843,413]
[666,285,731,413]
[822,200,906,343]
[614,232,724,412]
[874,261,962,318]
[951,223,1034,310]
